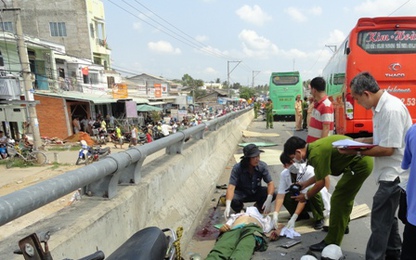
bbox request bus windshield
[357,30,416,54]
[271,75,299,85]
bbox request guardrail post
[86,152,133,199]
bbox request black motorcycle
[90,146,111,162]
[15,226,178,260]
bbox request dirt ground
[0,163,81,241]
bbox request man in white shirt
[344,72,412,260]
[160,122,172,137]
[273,153,331,230]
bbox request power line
[388,0,412,16]
[105,0,255,83]
[108,0,234,60]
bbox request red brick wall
[35,95,70,139]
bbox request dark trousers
[366,178,402,260]
[231,187,275,213]
[283,191,324,221]
[401,222,416,260]
[325,156,373,245]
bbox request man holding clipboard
[338,72,412,260]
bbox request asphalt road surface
[185,118,404,260]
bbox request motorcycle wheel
[75,158,82,165]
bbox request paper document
[332,139,376,150]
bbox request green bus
[268,71,303,120]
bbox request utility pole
[251,70,260,88]
[227,60,241,97]
[12,0,42,150]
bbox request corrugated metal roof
[35,91,148,104]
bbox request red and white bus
[323,16,416,137]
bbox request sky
[102,0,416,86]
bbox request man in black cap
[224,144,276,219]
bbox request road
[185,118,404,260]
[0,119,404,259]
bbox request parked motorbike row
[91,128,148,146]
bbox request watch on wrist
[356,150,362,157]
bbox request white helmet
[300,255,318,260]
[321,244,344,260]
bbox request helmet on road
[321,244,344,260]
[300,255,318,260]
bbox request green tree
[239,87,256,100]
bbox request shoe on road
[309,240,328,251]
[314,219,325,230]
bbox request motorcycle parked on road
[76,141,111,165]
[14,226,178,260]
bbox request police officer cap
[321,244,344,260]
[241,144,264,159]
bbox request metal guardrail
[0,108,250,227]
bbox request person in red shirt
[306,77,334,143]
[306,77,334,190]
[145,130,153,143]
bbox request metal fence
[0,108,250,227]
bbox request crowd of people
[69,103,251,149]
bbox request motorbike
[92,128,107,145]
[76,145,92,165]
[90,146,111,162]
[15,226,178,260]
[108,131,124,147]
[152,126,164,140]
[76,141,111,165]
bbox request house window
[0,22,13,32]
[89,73,99,84]
[49,22,67,37]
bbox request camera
[286,183,302,196]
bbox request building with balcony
[2,0,110,69]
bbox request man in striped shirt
[306,77,334,143]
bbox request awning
[130,97,149,104]
[35,91,117,104]
[137,104,163,112]
[148,101,166,105]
